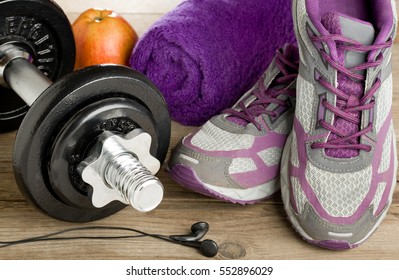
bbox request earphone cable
[0,226,174,249]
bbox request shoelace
[310,34,392,151]
[223,49,299,131]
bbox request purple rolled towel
[130,0,295,126]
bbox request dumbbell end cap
[130,180,164,212]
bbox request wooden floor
[1,0,399,260]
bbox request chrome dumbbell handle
[0,44,51,106]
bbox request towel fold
[130,0,295,126]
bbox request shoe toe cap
[292,202,386,250]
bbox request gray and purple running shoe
[281,0,397,249]
[168,45,299,204]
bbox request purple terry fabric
[129,0,295,126]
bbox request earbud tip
[191,222,209,231]
[200,239,218,258]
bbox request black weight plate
[0,0,75,131]
[13,65,171,222]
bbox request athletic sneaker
[281,0,397,249]
[168,45,299,204]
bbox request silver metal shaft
[78,130,164,212]
[0,43,52,106]
[104,152,164,212]
[4,57,52,106]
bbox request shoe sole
[168,163,279,204]
[280,131,398,250]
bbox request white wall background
[53,0,183,14]
[53,0,184,36]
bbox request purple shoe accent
[169,164,268,205]
[304,0,394,35]
[311,239,355,251]
[181,132,287,188]
[230,163,279,189]
[183,131,287,158]
[373,123,396,216]
[304,0,394,61]
[313,0,371,22]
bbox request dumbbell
[0,0,170,222]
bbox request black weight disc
[0,0,75,131]
[13,65,171,222]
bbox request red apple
[72,8,138,69]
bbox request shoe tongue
[321,13,375,68]
[321,13,376,159]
